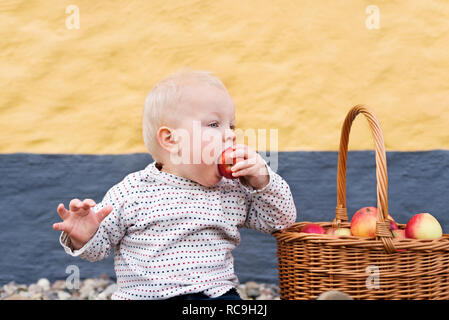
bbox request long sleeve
[239,163,297,233]
[59,180,130,262]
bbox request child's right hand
[52,199,113,250]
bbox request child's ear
[157,126,179,154]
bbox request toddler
[53,70,297,300]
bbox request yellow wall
[1,0,448,153]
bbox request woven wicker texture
[274,105,449,300]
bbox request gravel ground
[0,274,280,300]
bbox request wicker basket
[273,105,449,300]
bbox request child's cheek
[201,129,222,165]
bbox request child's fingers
[69,198,83,212]
[231,145,257,162]
[52,221,67,232]
[96,205,113,223]
[230,144,248,158]
[57,203,70,220]
[231,159,255,173]
[232,166,255,178]
[82,199,96,210]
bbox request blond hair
[142,69,228,161]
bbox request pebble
[28,284,42,295]
[97,284,118,300]
[3,282,18,296]
[0,278,280,300]
[57,290,72,300]
[37,278,51,291]
[51,280,67,291]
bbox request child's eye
[208,122,219,128]
[230,124,235,130]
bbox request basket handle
[334,105,396,253]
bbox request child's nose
[223,128,236,144]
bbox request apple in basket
[326,228,352,236]
[350,207,398,238]
[300,223,325,234]
[392,229,408,252]
[390,219,398,230]
[405,213,443,240]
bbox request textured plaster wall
[1,0,449,154]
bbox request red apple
[300,223,325,234]
[350,207,397,238]
[326,228,352,236]
[217,147,237,179]
[405,213,443,240]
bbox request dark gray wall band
[0,151,448,285]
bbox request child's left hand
[230,144,270,190]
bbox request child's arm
[231,145,297,233]
[53,181,130,262]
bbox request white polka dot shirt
[59,160,297,299]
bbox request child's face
[170,82,236,186]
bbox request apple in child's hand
[405,213,443,240]
[217,147,237,179]
[326,227,351,236]
[217,146,245,179]
[300,223,325,234]
[350,207,397,238]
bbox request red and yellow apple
[326,227,352,236]
[300,223,325,234]
[217,147,237,179]
[405,213,443,240]
[350,207,397,238]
